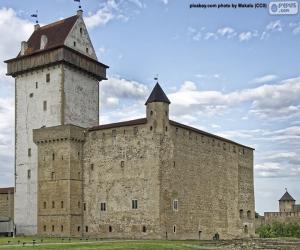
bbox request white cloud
[266,20,283,32]
[217,27,236,38]
[100,75,148,108]
[169,76,300,120]
[84,0,143,29]
[250,74,277,84]
[84,8,115,29]
[204,32,218,40]
[179,81,197,91]
[239,31,252,42]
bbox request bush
[256,222,300,238]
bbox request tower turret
[145,83,170,133]
[5,12,108,235]
[279,190,295,212]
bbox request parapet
[33,124,86,144]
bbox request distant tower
[279,190,295,212]
[5,10,108,235]
[145,82,171,133]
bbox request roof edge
[169,120,254,150]
[89,118,147,131]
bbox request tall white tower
[5,10,108,235]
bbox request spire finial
[30,10,39,24]
[285,187,287,192]
[154,74,159,83]
[74,0,82,10]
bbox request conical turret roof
[145,83,170,105]
[279,191,295,201]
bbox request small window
[73,41,76,47]
[28,148,31,157]
[150,126,153,131]
[80,27,83,35]
[150,110,153,116]
[52,225,54,232]
[61,225,64,232]
[43,201,47,209]
[243,148,245,155]
[173,225,176,233]
[247,210,251,219]
[132,199,138,209]
[142,226,146,233]
[52,201,55,209]
[43,101,47,111]
[46,73,50,83]
[83,203,86,211]
[109,225,112,232]
[91,164,94,170]
[78,201,80,208]
[85,226,88,232]
[165,126,168,131]
[51,172,55,180]
[244,225,248,233]
[61,201,64,208]
[86,47,89,53]
[100,202,106,211]
[239,209,244,219]
[27,169,31,179]
[173,199,178,211]
[35,82,38,89]
[43,225,46,232]
[120,161,125,168]
[29,93,33,98]
[77,226,80,232]
[52,153,55,160]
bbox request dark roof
[169,120,254,150]
[20,15,78,57]
[89,118,147,131]
[0,187,14,194]
[279,191,295,201]
[145,83,171,105]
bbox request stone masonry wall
[0,192,14,219]
[159,123,255,240]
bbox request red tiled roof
[20,15,78,57]
[89,118,147,131]
[0,187,14,194]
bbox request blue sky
[0,0,299,214]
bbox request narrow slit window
[46,73,50,83]
[43,101,47,111]
[132,199,138,209]
[173,199,178,211]
[27,169,31,179]
[100,202,106,211]
[28,148,31,157]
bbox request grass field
[1,237,300,249]
[0,237,203,250]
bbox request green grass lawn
[0,238,203,250]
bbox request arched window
[247,210,251,219]
[239,209,243,219]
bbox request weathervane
[74,0,82,10]
[30,10,39,24]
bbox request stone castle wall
[0,191,14,220]
[264,212,300,224]
[33,102,254,240]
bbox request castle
[258,190,300,226]
[5,11,255,239]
